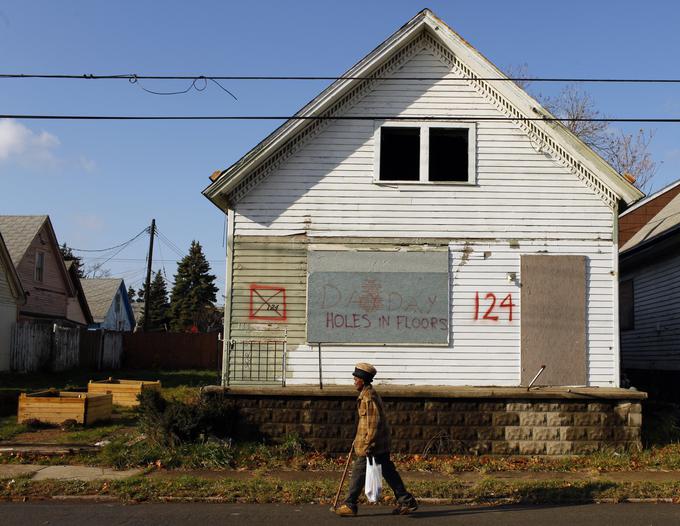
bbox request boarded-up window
[307,251,450,345]
[619,279,634,331]
[521,255,586,386]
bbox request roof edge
[620,178,680,217]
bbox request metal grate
[225,339,287,386]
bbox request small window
[620,279,634,330]
[115,295,122,315]
[375,122,475,184]
[34,251,45,282]
[379,127,420,181]
[429,128,468,182]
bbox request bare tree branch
[502,68,658,191]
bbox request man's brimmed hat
[353,362,377,383]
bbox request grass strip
[1,475,680,505]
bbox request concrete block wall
[211,389,643,455]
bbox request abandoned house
[202,10,646,454]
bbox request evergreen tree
[59,243,85,278]
[127,286,136,303]
[137,271,170,331]
[169,241,218,332]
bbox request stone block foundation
[203,385,645,455]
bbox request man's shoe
[392,502,418,515]
[334,504,357,517]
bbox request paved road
[1,502,679,525]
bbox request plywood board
[307,250,449,344]
[521,255,586,386]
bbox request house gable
[0,216,75,321]
[232,42,615,240]
[82,278,134,330]
[203,9,642,211]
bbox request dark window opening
[380,127,419,181]
[34,251,45,282]
[429,128,468,182]
[620,279,634,331]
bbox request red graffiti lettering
[500,293,515,322]
[473,292,514,323]
[249,284,287,321]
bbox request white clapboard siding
[620,254,680,370]
[284,240,615,387]
[233,46,611,240]
[230,43,617,387]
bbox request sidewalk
[2,464,680,484]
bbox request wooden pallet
[87,378,161,407]
[17,390,112,426]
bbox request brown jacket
[354,384,390,456]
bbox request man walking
[334,362,418,517]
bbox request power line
[70,227,149,252]
[3,73,680,83]
[88,229,149,271]
[154,228,185,258]
[128,76,237,100]
[79,257,223,263]
[3,114,680,123]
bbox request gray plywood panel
[521,255,586,386]
[308,251,449,344]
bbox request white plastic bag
[364,456,383,503]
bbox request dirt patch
[6,428,65,444]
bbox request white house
[204,9,643,387]
[0,232,26,371]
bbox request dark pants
[344,453,416,509]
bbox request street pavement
[1,502,680,525]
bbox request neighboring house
[619,189,680,372]
[65,261,94,326]
[0,232,26,371]
[81,278,135,331]
[619,179,680,246]
[203,10,643,387]
[0,215,81,325]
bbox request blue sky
[2,1,679,300]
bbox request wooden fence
[10,322,123,373]
[123,332,221,370]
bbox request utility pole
[143,218,156,331]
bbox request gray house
[620,190,680,373]
[81,278,135,331]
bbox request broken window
[376,122,475,183]
[429,128,469,182]
[379,127,420,181]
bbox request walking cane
[330,441,355,511]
